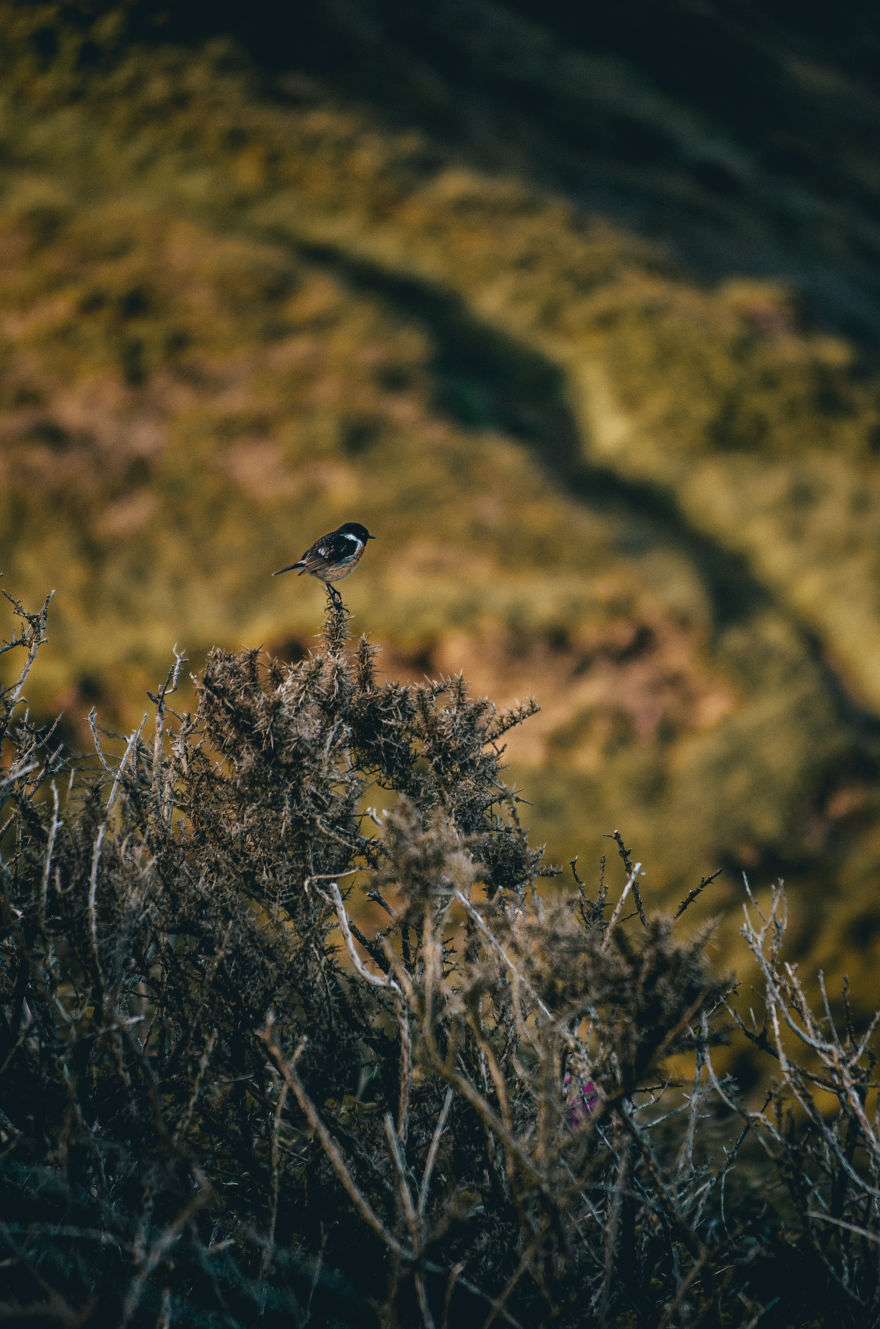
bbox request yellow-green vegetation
[3,2,880,1010]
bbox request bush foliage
[2,588,880,1328]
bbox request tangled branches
[1,592,879,1327]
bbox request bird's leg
[326,583,347,613]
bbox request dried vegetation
[2,589,880,1327]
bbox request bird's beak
[273,565,297,576]
[368,534,377,540]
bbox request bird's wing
[295,548,328,574]
[273,542,329,577]
[275,529,361,577]
[304,531,360,569]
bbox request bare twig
[259,1023,409,1261]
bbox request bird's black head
[339,522,375,542]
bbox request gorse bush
[2,587,880,1328]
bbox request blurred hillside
[3,0,880,1010]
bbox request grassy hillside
[3,0,880,1006]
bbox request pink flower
[563,1072,598,1128]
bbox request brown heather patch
[94,488,159,538]
[376,607,735,771]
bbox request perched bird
[274,522,375,606]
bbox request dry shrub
[1,588,879,1328]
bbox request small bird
[274,522,376,606]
